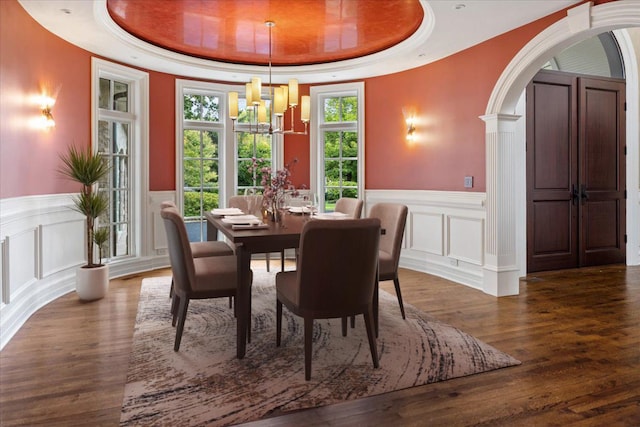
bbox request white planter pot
[76,264,109,301]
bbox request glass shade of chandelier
[228,21,310,135]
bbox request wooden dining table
[205,211,307,358]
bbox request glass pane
[325,160,340,181]
[237,98,253,124]
[342,131,358,157]
[184,94,202,120]
[97,120,110,154]
[324,131,340,157]
[113,81,128,112]
[184,159,202,187]
[183,189,202,219]
[341,159,358,185]
[202,95,220,122]
[325,187,339,207]
[342,96,357,121]
[238,159,254,187]
[202,188,219,211]
[99,78,111,109]
[201,160,219,187]
[113,122,129,155]
[113,223,128,256]
[113,189,128,223]
[184,218,203,243]
[324,97,340,122]
[112,156,128,189]
[202,131,219,159]
[183,129,202,158]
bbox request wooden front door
[526,70,626,273]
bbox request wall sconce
[38,95,56,129]
[403,108,416,142]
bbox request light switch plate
[464,176,473,188]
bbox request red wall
[0,0,92,199]
[1,0,579,198]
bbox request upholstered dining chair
[275,218,381,380]
[160,201,235,312]
[228,195,285,272]
[161,206,249,351]
[369,203,409,319]
[334,197,364,218]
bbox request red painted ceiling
[106,0,423,66]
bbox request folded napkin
[313,212,350,220]
[221,215,261,225]
[211,207,244,216]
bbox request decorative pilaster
[480,113,521,296]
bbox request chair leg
[394,277,406,319]
[169,278,174,298]
[350,315,356,328]
[341,317,347,336]
[229,296,233,309]
[174,297,190,351]
[247,286,252,344]
[363,307,380,368]
[266,253,271,272]
[304,318,314,381]
[276,300,283,346]
[171,295,180,326]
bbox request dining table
[205,210,307,358]
[205,210,381,359]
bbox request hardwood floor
[1,263,639,426]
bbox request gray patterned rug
[120,270,519,426]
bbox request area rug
[120,270,520,426]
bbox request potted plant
[59,145,110,301]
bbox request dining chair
[160,201,235,311]
[228,195,285,272]
[160,206,250,351]
[334,197,364,218]
[369,202,409,319]
[276,218,381,380]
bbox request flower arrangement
[249,157,300,219]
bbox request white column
[480,113,521,296]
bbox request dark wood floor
[1,263,639,426]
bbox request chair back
[369,203,408,272]
[160,200,177,210]
[334,197,363,218]
[296,218,380,316]
[160,206,195,294]
[228,195,264,216]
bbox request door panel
[579,78,626,266]
[527,71,579,272]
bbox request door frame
[482,1,640,296]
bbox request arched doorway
[482,1,640,296]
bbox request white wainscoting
[1,190,486,350]
[0,193,172,350]
[365,190,487,290]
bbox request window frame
[310,82,365,212]
[91,58,149,262]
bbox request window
[176,80,277,242]
[181,91,223,242]
[311,82,364,212]
[93,59,148,261]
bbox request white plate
[288,206,310,214]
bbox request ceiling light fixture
[228,21,310,135]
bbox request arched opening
[482,1,640,296]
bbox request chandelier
[228,21,310,135]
